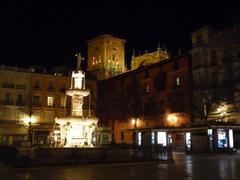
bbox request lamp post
[131,118,138,145]
[23,116,37,145]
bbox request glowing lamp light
[167,114,177,122]
[23,116,37,125]
[217,105,228,117]
[167,114,179,126]
[131,119,136,125]
[131,118,138,128]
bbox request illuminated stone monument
[55,53,98,147]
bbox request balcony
[33,86,41,90]
[47,87,55,92]
[16,85,26,90]
[1,100,14,105]
[2,83,15,89]
[46,104,55,108]
[16,102,26,106]
[32,103,42,107]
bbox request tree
[191,88,234,124]
[122,79,144,120]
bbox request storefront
[134,128,169,147]
[0,125,27,146]
[133,124,240,153]
[184,125,239,153]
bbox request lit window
[157,132,167,146]
[176,76,180,86]
[185,132,191,150]
[47,96,54,106]
[217,129,228,148]
[60,97,66,107]
[151,132,155,144]
[229,129,234,148]
[138,132,142,146]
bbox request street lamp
[217,104,228,121]
[23,115,37,145]
[167,114,179,126]
[132,118,137,128]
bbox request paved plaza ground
[1,152,240,180]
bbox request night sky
[0,1,239,70]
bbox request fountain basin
[54,116,98,147]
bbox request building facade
[0,65,72,146]
[98,54,192,144]
[191,25,240,124]
[87,34,126,80]
[130,45,170,70]
[0,65,30,145]
[30,70,71,145]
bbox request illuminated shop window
[157,132,167,146]
[185,132,191,150]
[151,132,155,144]
[138,132,142,146]
[217,129,228,148]
[47,96,54,106]
[208,129,213,140]
[229,129,234,148]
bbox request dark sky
[0,1,239,69]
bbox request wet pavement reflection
[1,152,240,180]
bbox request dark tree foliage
[122,79,144,119]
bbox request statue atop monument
[75,52,82,70]
[72,52,85,90]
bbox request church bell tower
[87,34,126,80]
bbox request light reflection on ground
[1,152,240,180]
